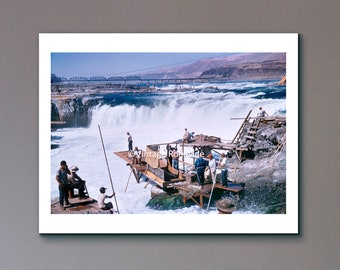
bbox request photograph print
[40,33,298,234]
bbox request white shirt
[219,157,228,171]
[208,158,216,173]
[183,130,190,140]
[98,193,108,208]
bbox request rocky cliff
[51,95,101,128]
[139,53,286,80]
[199,60,286,80]
[223,118,287,213]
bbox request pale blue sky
[51,53,227,78]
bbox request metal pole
[206,170,217,211]
[98,125,120,214]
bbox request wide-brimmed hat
[216,199,236,214]
[69,165,79,172]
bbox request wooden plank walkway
[169,181,244,208]
[114,150,147,174]
[52,196,95,214]
[51,196,115,214]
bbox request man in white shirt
[257,107,269,118]
[183,128,190,143]
[207,154,216,182]
[218,153,229,187]
[98,187,115,212]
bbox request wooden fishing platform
[51,195,115,214]
[170,137,236,152]
[114,150,147,174]
[114,138,245,208]
[112,110,286,209]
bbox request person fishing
[98,125,120,214]
[98,187,115,213]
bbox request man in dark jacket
[56,160,71,210]
[195,152,207,185]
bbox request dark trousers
[172,159,179,170]
[101,202,113,210]
[221,169,228,186]
[70,181,86,197]
[128,141,133,151]
[196,168,205,185]
[58,184,69,206]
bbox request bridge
[51,75,217,85]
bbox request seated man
[98,187,115,213]
[68,165,88,199]
[133,146,142,164]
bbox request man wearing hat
[68,165,87,199]
[55,160,71,210]
[98,187,115,212]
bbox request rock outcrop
[199,60,286,80]
[51,95,101,128]
[147,121,287,213]
[227,121,287,213]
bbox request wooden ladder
[244,115,261,142]
[233,110,260,162]
[232,110,253,145]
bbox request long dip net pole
[206,169,217,211]
[98,124,120,214]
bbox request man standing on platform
[55,160,71,210]
[218,153,229,187]
[207,153,217,182]
[182,128,190,143]
[127,132,133,151]
[195,152,207,186]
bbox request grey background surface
[0,0,339,269]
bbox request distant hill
[139,53,286,80]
